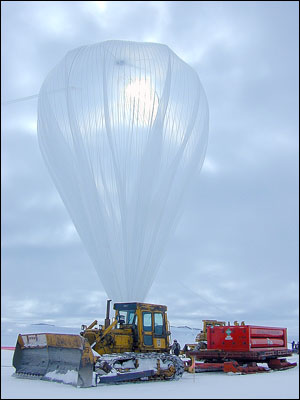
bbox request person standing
[171,339,181,356]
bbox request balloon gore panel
[37,40,209,301]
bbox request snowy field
[1,324,299,399]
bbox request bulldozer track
[95,352,184,384]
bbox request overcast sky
[1,1,299,340]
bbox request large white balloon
[37,40,209,302]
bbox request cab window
[143,312,152,332]
[154,313,163,335]
[119,310,136,324]
[128,311,135,324]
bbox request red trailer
[185,324,297,374]
[207,325,287,351]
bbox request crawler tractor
[12,300,184,387]
[182,319,227,352]
[195,320,227,349]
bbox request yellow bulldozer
[182,319,227,352]
[195,320,226,349]
[12,300,184,387]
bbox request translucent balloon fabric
[37,40,209,302]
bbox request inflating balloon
[37,40,209,301]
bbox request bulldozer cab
[113,302,170,352]
[203,319,226,330]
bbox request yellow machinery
[182,320,227,352]
[82,300,171,355]
[12,300,184,387]
[195,320,226,348]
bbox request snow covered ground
[1,324,299,399]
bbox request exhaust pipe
[104,299,112,328]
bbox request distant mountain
[171,325,200,331]
[1,323,200,347]
[176,326,192,330]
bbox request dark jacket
[171,341,180,356]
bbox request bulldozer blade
[12,333,94,388]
